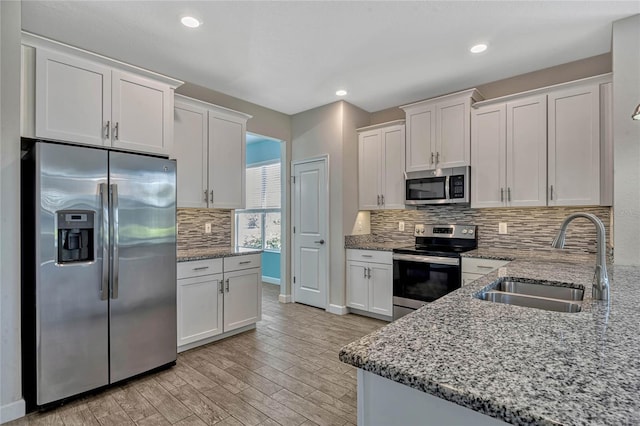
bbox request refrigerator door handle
[110,184,120,299]
[100,183,109,301]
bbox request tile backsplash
[368,205,612,254]
[177,208,232,251]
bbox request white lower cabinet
[177,254,261,352]
[461,257,510,286]
[346,250,393,318]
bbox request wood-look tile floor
[10,284,385,426]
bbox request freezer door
[108,152,177,382]
[35,143,109,405]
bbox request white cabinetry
[173,95,251,209]
[177,254,261,352]
[346,250,393,318]
[471,74,612,208]
[402,89,482,172]
[30,45,177,155]
[471,95,547,208]
[357,121,406,210]
[461,258,510,287]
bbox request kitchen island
[339,250,640,425]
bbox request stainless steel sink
[477,277,584,313]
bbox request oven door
[392,254,461,309]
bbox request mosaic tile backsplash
[368,206,612,254]
[177,208,232,251]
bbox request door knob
[314,239,325,245]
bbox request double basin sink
[477,277,584,313]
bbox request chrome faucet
[551,213,609,300]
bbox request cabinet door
[506,95,547,207]
[405,104,436,172]
[111,71,173,155]
[209,113,246,209]
[436,98,470,168]
[548,84,600,206]
[471,104,506,208]
[223,268,261,332]
[177,274,223,347]
[368,263,392,316]
[381,125,406,209]
[347,261,369,311]
[35,48,110,147]
[174,102,208,208]
[358,130,382,210]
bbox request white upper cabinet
[471,74,612,209]
[25,35,181,156]
[401,89,482,172]
[548,84,600,206]
[173,95,251,209]
[357,121,405,210]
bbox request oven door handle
[392,254,460,266]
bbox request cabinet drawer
[224,254,262,272]
[461,258,509,274]
[346,249,392,264]
[177,258,223,279]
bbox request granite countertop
[339,252,640,425]
[177,247,262,262]
[344,241,408,252]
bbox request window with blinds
[236,161,281,252]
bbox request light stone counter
[340,252,640,425]
[177,246,262,262]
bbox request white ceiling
[21,1,640,115]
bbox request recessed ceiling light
[181,16,201,28]
[336,89,347,96]
[470,43,488,54]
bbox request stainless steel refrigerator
[21,140,177,410]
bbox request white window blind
[245,162,281,209]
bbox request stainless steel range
[392,224,478,320]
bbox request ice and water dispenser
[57,210,95,264]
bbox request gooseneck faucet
[551,213,609,300]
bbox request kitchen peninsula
[339,249,640,425]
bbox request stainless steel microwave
[405,166,469,205]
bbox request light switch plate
[499,222,508,234]
[399,221,405,231]
[205,223,212,233]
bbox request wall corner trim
[278,294,292,303]
[0,399,26,424]
[327,304,348,315]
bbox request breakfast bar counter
[339,252,640,425]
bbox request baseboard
[0,399,25,424]
[177,324,256,353]
[328,304,348,315]
[262,276,281,285]
[278,294,292,303]
[347,307,393,322]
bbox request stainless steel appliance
[21,140,177,410]
[392,224,477,320]
[404,166,469,205]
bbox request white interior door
[292,158,328,309]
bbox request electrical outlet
[399,221,405,231]
[205,223,212,234]
[499,222,508,235]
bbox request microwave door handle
[445,175,450,201]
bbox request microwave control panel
[450,175,465,199]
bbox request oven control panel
[414,224,477,239]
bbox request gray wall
[613,14,640,265]
[369,53,612,125]
[1,0,24,422]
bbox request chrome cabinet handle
[500,188,504,202]
[210,190,214,204]
[507,187,511,202]
[203,190,208,202]
[219,280,224,294]
[239,261,251,265]
[110,184,120,299]
[225,278,230,292]
[367,267,372,279]
[100,183,109,300]
[550,185,554,200]
[113,122,119,140]
[314,239,325,245]
[192,266,209,271]
[105,121,110,139]
[476,265,495,269]
[436,152,440,164]
[431,152,435,164]
[377,195,380,206]
[362,254,373,258]
[381,194,385,205]
[363,267,367,279]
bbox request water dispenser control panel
[57,210,95,264]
